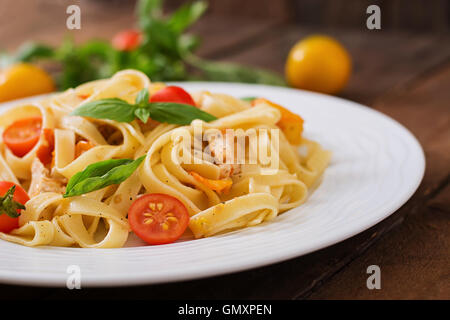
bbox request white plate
[0,83,425,287]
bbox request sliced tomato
[150,86,196,107]
[128,193,189,245]
[112,29,142,51]
[3,116,42,157]
[0,181,29,233]
[36,128,54,165]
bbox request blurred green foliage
[2,0,285,89]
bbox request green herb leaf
[168,1,208,33]
[65,158,132,193]
[71,94,217,125]
[178,34,201,56]
[143,19,180,55]
[70,98,137,122]
[64,156,146,198]
[137,0,163,28]
[240,96,257,102]
[187,56,286,86]
[135,88,149,106]
[147,102,217,124]
[0,186,25,218]
[15,42,55,62]
[134,108,150,123]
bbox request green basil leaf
[137,0,163,28]
[70,98,137,122]
[240,96,257,102]
[143,19,179,54]
[134,107,150,123]
[15,42,55,62]
[65,158,132,193]
[187,56,286,86]
[64,156,146,198]
[168,1,208,33]
[178,34,201,56]
[0,186,25,218]
[135,88,149,106]
[148,102,217,124]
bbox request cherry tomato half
[0,181,29,233]
[3,116,42,157]
[150,86,196,107]
[128,193,189,245]
[112,29,142,51]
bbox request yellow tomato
[285,35,351,95]
[0,63,55,102]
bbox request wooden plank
[0,0,278,59]
[290,0,449,33]
[308,206,450,299]
[212,26,450,105]
[0,0,136,50]
[193,16,283,57]
[428,183,450,213]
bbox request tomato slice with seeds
[3,116,42,157]
[128,193,189,245]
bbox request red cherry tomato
[0,181,29,233]
[112,29,142,51]
[36,128,54,165]
[150,86,196,107]
[3,117,42,157]
[128,193,189,245]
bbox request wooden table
[0,1,449,300]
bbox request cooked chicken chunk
[206,132,242,179]
[28,158,66,197]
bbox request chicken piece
[218,163,242,179]
[206,132,242,179]
[28,158,67,197]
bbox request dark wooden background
[168,0,450,32]
[0,0,449,300]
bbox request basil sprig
[240,96,257,102]
[64,156,145,198]
[70,88,216,125]
[0,186,26,218]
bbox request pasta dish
[0,70,330,248]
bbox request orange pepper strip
[75,140,94,158]
[36,128,55,165]
[189,171,233,194]
[252,98,304,145]
[77,94,90,100]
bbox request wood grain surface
[0,1,448,300]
